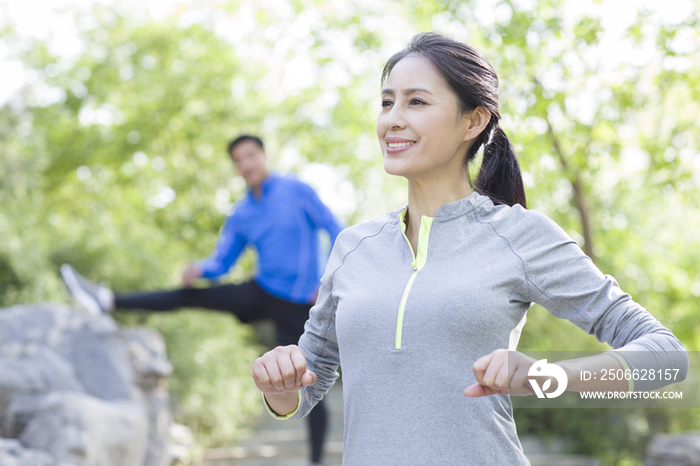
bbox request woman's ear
[462,106,491,142]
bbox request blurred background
[1,0,699,464]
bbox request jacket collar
[247,173,278,201]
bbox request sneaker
[60,264,114,315]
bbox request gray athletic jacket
[271,191,687,465]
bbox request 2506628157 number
[600,368,680,381]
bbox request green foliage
[514,407,700,465]
[146,310,263,447]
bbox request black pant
[115,281,328,464]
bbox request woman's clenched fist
[252,345,317,394]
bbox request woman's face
[377,55,474,181]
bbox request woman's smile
[386,137,417,153]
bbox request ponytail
[473,126,527,209]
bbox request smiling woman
[252,32,688,465]
[379,56,478,182]
[378,35,526,211]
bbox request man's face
[230,140,268,188]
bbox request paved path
[199,382,600,466]
[200,382,344,466]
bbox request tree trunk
[544,117,598,264]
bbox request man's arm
[196,214,248,279]
[298,182,344,245]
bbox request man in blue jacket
[61,134,343,466]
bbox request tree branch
[543,116,597,264]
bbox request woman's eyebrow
[381,88,433,96]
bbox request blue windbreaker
[197,174,343,303]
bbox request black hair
[381,32,527,208]
[227,134,264,155]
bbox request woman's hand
[464,349,539,397]
[253,345,317,395]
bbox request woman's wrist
[263,390,301,418]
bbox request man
[61,134,343,466]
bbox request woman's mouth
[386,139,416,153]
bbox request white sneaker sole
[60,264,102,316]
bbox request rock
[0,346,85,437]
[137,389,172,466]
[646,432,700,466]
[0,304,70,347]
[121,327,173,386]
[19,391,148,466]
[51,311,135,402]
[0,346,83,393]
[4,393,48,439]
[168,424,194,466]
[0,437,53,466]
[0,303,174,466]
[121,328,173,466]
[0,304,134,402]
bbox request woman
[252,33,688,464]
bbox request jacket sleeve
[297,181,344,247]
[197,213,247,279]
[507,209,688,391]
[278,229,348,420]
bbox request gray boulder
[121,328,173,466]
[0,303,174,466]
[0,304,134,402]
[0,346,84,437]
[646,432,700,466]
[0,437,53,466]
[20,391,148,466]
[3,393,51,440]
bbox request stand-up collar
[432,191,492,221]
[388,191,494,227]
[247,173,278,201]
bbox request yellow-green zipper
[395,210,433,349]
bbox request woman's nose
[385,106,405,130]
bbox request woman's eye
[409,98,426,105]
[381,99,393,107]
